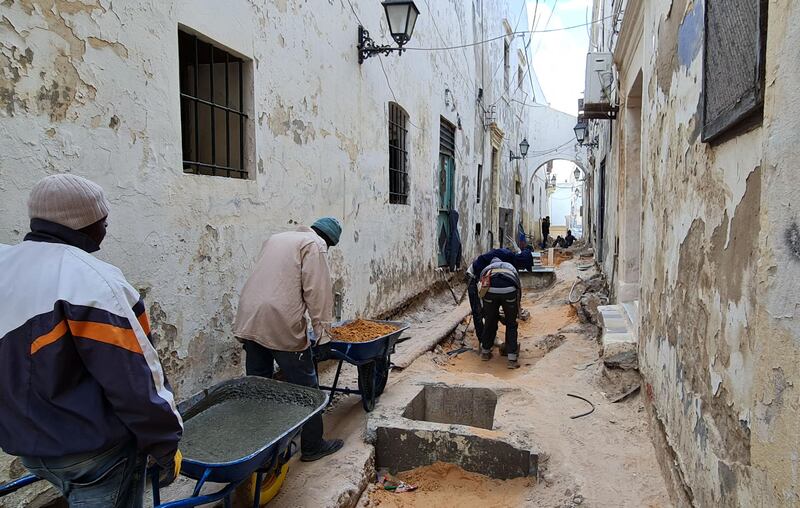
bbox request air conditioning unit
[583,52,616,118]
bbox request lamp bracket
[509,151,525,162]
[358,26,403,64]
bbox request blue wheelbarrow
[315,320,409,412]
[0,376,327,508]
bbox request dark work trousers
[481,291,520,355]
[243,340,323,454]
[467,276,485,341]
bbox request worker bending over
[235,217,344,462]
[466,248,532,341]
[0,174,183,507]
[478,257,523,369]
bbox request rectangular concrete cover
[376,427,537,480]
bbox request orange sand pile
[330,319,398,343]
[368,462,531,507]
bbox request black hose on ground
[567,393,595,419]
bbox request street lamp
[509,138,529,161]
[358,0,420,64]
[573,119,598,147]
[573,120,587,144]
[573,167,582,181]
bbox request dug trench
[219,258,671,508]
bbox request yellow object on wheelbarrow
[244,463,289,506]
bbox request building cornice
[613,0,644,69]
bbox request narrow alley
[1,0,799,507]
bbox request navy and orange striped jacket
[0,220,182,463]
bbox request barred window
[179,30,249,178]
[702,0,767,142]
[389,102,409,204]
[476,164,483,203]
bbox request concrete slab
[520,269,557,290]
[391,301,470,369]
[598,304,638,370]
[366,378,540,481]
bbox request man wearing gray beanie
[234,216,344,461]
[0,174,183,507]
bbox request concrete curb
[391,301,471,369]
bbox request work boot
[507,358,520,369]
[480,349,492,361]
[300,439,344,462]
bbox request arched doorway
[522,158,587,248]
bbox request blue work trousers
[467,276,485,341]
[481,291,520,356]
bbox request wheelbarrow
[314,320,409,412]
[0,376,327,508]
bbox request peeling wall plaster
[588,0,800,505]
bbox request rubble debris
[611,384,641,403]
[533,334,566,353]
[377,469,417,493]
[331,320,398,343]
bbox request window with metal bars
[702,0,767,142]
[476,164,482,203]
[179,30,249,178]
[503,40,510,92]
[388,102,409,204]
[439,118,455,157]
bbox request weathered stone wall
[586,0,800,505]
[752,0,800,504]
[0,0,577,502]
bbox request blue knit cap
[312,217,342,246]
[513,250,533,271]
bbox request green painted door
[437,155,455,266]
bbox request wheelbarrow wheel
[375,356,390,396]
[240,462,289,507]
[357,361,378,412]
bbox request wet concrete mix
[181,399,313,463]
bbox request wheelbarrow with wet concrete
[0,376,327,508]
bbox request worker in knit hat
[27,173,112,250]
[0,174,183,506]
[234,216,344,462]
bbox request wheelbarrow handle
[0,474,40,497]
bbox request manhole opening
[402,385,497,430]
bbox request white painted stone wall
[0,0,578,502]
[585,0,800,504]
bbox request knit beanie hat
[28,174,111,230]
[311,217,343,246]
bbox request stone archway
[523,156,588,247]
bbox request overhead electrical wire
[404,15,615,52]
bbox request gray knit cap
[28,174,111,230]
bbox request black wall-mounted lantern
[358,0,420,64]
[573,119,598,148]
[509,138,530,162]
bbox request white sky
[527,0,591,184]
[527,0,592,116]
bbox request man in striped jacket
[478,257,523,369]
[0,174,183,507]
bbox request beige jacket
[234,226,333,351]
